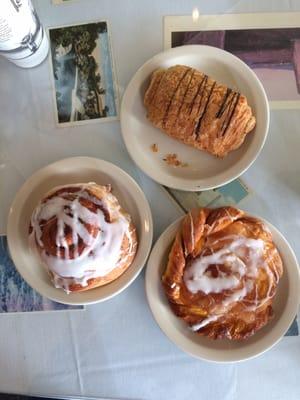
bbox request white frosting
[184,236,264,295]
[29,184,134,293]
[184,235,278,331]
[190,315,220,331]
[189,213,195,253]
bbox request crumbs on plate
[150,143,159,152]
[163,153,188,167]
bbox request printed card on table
[48,21,118,126]
[52,0,74,4]
[0,236,84,313]
[164,178,251,214]
[164,12,300,109]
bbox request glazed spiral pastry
[29,183,138,293]
[162,207,283,340]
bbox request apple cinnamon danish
[144,65,256,157]
[29,183,137,293]
[162,207,283,340]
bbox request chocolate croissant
[144,65,256,158]
[29,183,137,293]
[162,207,283,340]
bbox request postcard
[0,236,84,313]
[164,178,251,214]
[286,318,299,336]
[48,21,118,126]
[52,0,76,5]
[164,13,300,109]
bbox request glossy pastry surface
[162,207,283,340]
[144,65,256,158]
[29,183,137,293]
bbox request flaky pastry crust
[162,207,283,340]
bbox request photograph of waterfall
[49,21,118,125]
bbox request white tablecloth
[1,0,300,399]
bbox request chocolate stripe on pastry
[172,69,195,127]
[194,81,216,139]
[221,93,240,136]
[147,70,166,106]
[162,67,192,128]
[216,91,237,136]
[188,74,208,115]
[215,88,232,118]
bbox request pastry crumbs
[150,143,159,152]
[163,153,188,167]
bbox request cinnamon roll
[162,207,283,340]
[144,65,256,158]
[29,183,138,293]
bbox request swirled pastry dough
[162,207,283,340]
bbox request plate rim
[7,156,153,305]
[121,44,270,191]
[145,212,300,363]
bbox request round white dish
[121,45,269,191]
[7,157,153,305]
[145,215,300,363]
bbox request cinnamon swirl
[29,183,138,293]
[162,207,283,340]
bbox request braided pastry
[29,183,137,293]
[144,65,256,158]
[162,207,283,340]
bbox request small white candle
[192,7,200,22]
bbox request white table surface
[1,0,300,399]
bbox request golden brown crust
[144,65,256,158]
[31,183,138,292]
[162,207,283,340]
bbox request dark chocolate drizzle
[194,81,216,139]
[188,74,208,115]
[220,93,240,136]
[148,70,166,106]
[162,67,191,128]
[172,69,195,127]
[216,88,232,118]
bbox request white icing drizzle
[184,235,279,331]
[190,315,219,331]
[189,212,195,252]
[29,184,134,293]
[184,236,264,295]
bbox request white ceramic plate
[145,215,300,363]
[7,157,153,305]
[121,45,269,191]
